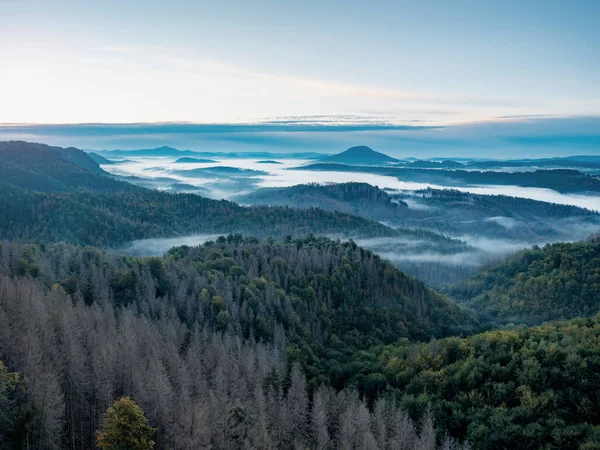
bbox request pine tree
[96,397,155,450]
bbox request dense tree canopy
[449,237,600,325]
[237,183,600,242]
[0,142,407,247]
[376,315,600,449]
[3,139,600,450]
[297,163,600,194]
[0,238,471,449]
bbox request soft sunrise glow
[2,0,599,124]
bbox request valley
[1,140,599,450]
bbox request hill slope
[0,141,127,192]
[0,237,475,449]
[3,238,600,449]
[448,236,600,324]
[321,146,398,165]
[0,141,402,246]
[87,151,116,164]
[236,183,600,242]
[375,315,600,449]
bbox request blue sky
[2,0,599,124]
[1,0,599,156]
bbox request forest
[0,238,474,449]
[237,183,600,242]
[2,140,600,450]
[448,235,600,325]
[2,237,600,449]
[297,163,600,194]
[0,142,405,246]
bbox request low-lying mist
[118,234,226,256]
[99,156,600,210]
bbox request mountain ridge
[321,145,399,165]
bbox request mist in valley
[119,234,227,256]
[99,155,600,209]
[104,154,600,287]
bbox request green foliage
[378,315,600,449]
[96,397,155,450]
[0,185,401,247]
[449,238,600,325]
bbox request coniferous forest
[1,141,600,450]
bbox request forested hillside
[448,236,600,325]
[237,183,600,241]
[236,182,404,221]
[3,139,600,449]
[0,237,475,449]
[3,238,600,449]
[0,141,127,192]
[297,163,600,194]
[374,316,600,449]
[0,142,404,246]
[0,185,402,246]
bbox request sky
[1,0,599,156]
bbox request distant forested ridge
[0,141,404,246]
[467,155,600,170]
[391,188,599,241]
[237,183,600,241]
[87,151,116,165]
[0,185,404,246]
[392,155,600,170]
[448,236,600,325]
[0,140,126,192]
[173,156,217,163]
[296,163,600,193]
[0,237,475,449]
[236,182,404,221]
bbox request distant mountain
[0,141,127,192]
[185,151,325,159]
[448,236,600,325]
[174,157,217,163]
[256,160,283,164]
[466,156,600,170]
[297,163,600,194]
[321,146,399,165]
[407,159,465,169]
[0,141,402,246]
[88,151,115,164]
